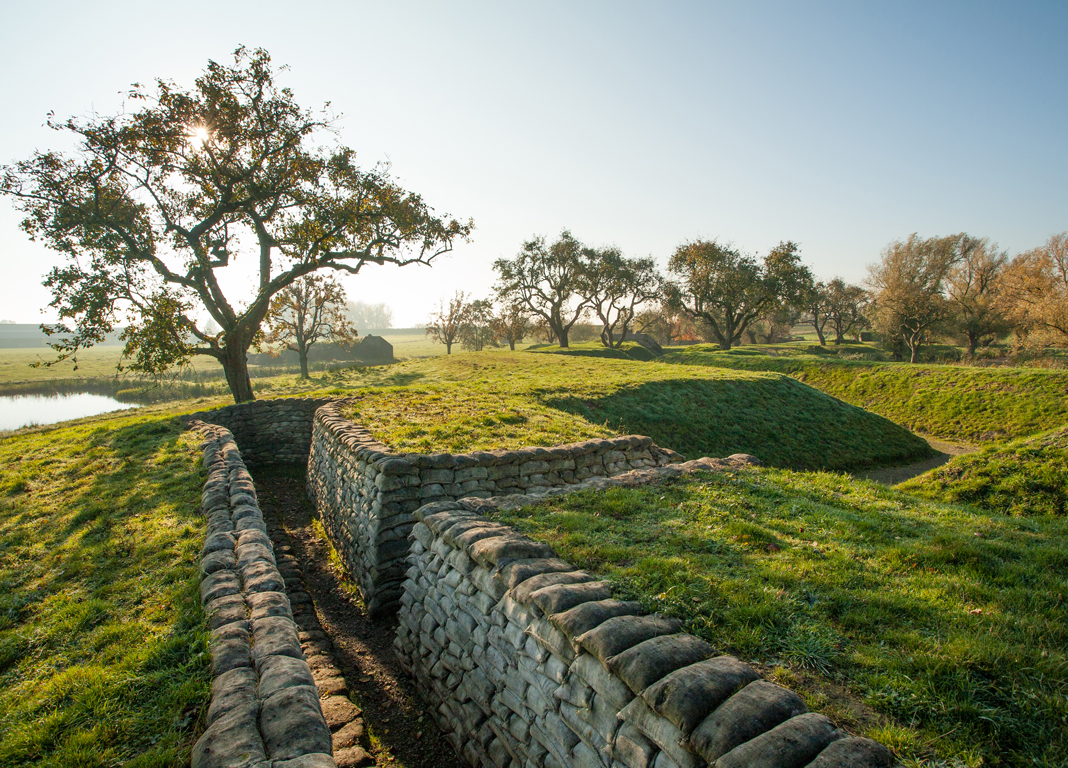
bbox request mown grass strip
[662,344,1068,442]
[0,414,210,767]
[490,469,1068,767]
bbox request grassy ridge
[0,415,210,766]
[903,424,1068,516]
[330,353,930,470]
[491,469,1068,767]
[662,345,1068,442]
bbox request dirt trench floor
[255,466,466,768]
[850,436,978,485]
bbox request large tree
[664,239,812,350]
[944,238,1009,356]
[0,48,470,402]
[824,278,870,345]
[493,230,591,348]
[582,248,662,348]
[868,233,959,362]
[1001,232,1068,348]
[263,272,356,379]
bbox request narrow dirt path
[850,436,979,485]
[255,466,465,768]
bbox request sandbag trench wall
[191,420,336,768]
[306,401,684,614]
[393,490,897,768]
[182,397,335,466]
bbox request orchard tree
[491,303,532,351]
[426,290,469,354]
[263,273,356,379]
[460,299,496,352]
[0,48,470,402]
[664,239,812,350]
[944,239,1009,356]
[1001,232,1068,348]
[868,234,958,362]
[493,230,591,348]
[802,280,833,345]
[824,278,870,344]
[583,248,662,348]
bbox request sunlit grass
[663,344,1068,442]
[491,469,1068,767]
[0,414,210,766]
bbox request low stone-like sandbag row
[183,397,333,466]
[394,498,896,768]
[189,421,337,768]
[306,401,684,615]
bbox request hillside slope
[327,352,931,471]
[662,345,1068,442]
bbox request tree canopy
[664,239,811,350]
[0,47,471,402]
[263,273,356,379]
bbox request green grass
[662,344,1068,442]
[902,424,1068,516]
[490,469,1068,767]
[0,413,210,767]
[322,352,929,471]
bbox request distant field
[662,344,1068,442]
[494,468,1068,766]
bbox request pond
[0,392,140,432]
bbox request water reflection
[0,392,140,431]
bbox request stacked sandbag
[306,401,684,615]
[394,500,896,768]
[189,421,336,768]
[182,397,332,466]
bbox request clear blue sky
[1,1,1065,327]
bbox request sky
[1,1,1065,327]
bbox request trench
[253,464,466,768]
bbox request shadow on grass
[539,377,932,471]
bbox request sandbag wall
[394,499,895,768]
[190,421,336,768]
[306,402,683,614]
[183,397,334,465]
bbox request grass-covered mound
[0,415,210,766]
[902,424,1068,516]
[328,352,930,471]
[662,344,1068,442]
[491,469,1068,767]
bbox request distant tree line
[427,229,1068,363]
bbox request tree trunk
[221,343,255,403]
[814,321,827,346]
[508,339,515,351]
[446,339,452,354]
[967,332,979,359]
[298,347,310,379]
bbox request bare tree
[426,291,469,354]
[346,301,394,329]
[264,273,357,379]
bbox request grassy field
[662,344,1068,442]
[491,469,1068,767]
[0,412,210,767]
[324,352,930,470]
[903,424,1068,516]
